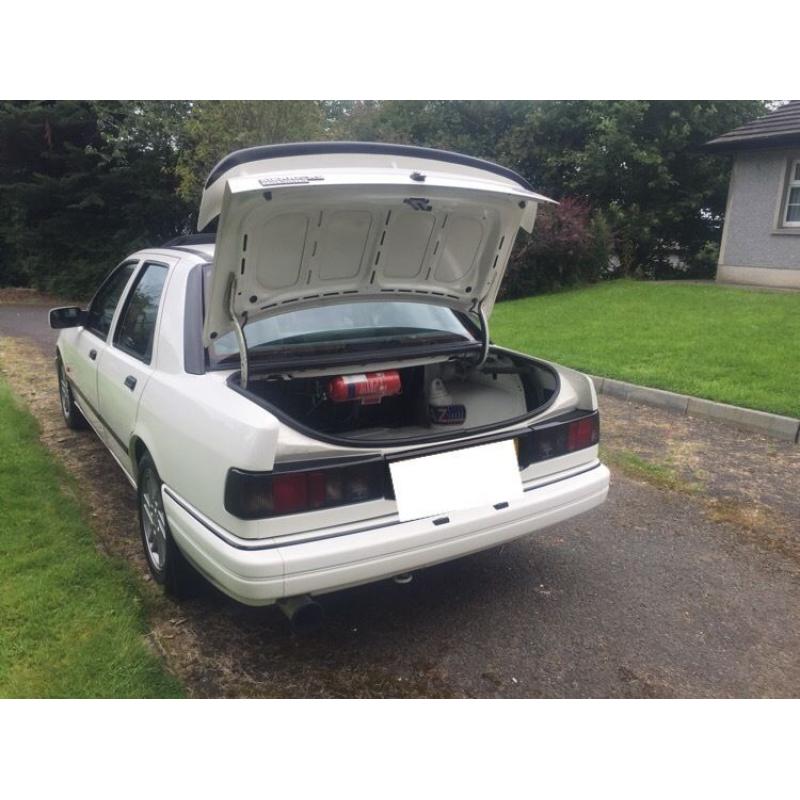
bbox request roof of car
[157,235,215,260]
[161,233,216,248]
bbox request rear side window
[113,262,168,363]
[85,262,137,339]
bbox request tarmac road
[0,304,58,351]
[2,301,799,697]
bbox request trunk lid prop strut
[226,274,249,389]
[475,300,490,368]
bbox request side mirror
[49,306,86,330]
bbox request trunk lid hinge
[226,274,249,389]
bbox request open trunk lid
[200,143,553,348]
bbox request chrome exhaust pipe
[277,594,324,633]
[393,573,414,585]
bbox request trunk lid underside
[201,153,552,348]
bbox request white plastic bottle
[428,378,466,427]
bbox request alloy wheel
[141,468,168,572]
[59,365,71,419]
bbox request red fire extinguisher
[327,371,402,405]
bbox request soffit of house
[704,101,800,152]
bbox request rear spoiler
[204,141,537,192]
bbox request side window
[113,263,168,363]
[85,262,137,339]
[783,159,800,227]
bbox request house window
[784,160,800,226]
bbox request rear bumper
[164,462,610,606]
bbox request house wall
[717,147,800,288]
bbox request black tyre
[137,452,196,599]
[56,355,88,430]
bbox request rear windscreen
[208,301,476,366]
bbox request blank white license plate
[389,439,523,522]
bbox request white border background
[3,1,796,99]
[2,700,796,797]
[2,2,796,796]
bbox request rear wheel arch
[136,447,197,597]
[129,436,150,481]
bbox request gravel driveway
[2,302,799,697]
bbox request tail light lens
[272,473,310,514]
[567,416,598,451]
[225,459,386,519]
[518,410,600,468]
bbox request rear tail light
[225,459,386,519]
[272,473,310,514]
[567,416,597,451]
[518,410,600,468]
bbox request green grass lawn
[0,378,183,698]
[492,280,799,418]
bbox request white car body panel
[54,144,608,607]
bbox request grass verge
[600,447,702,494]
[0,376,183,698]
[492,279,800,418]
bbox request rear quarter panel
[135,370,281,537]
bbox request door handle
[124,375,137,391]
[89,349,97,361]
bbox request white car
[51,142,609,628]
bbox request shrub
[685,241,720,279]
[501,197,612,299]
[587,210,614,282]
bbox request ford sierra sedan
[50,142,609,628]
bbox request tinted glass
[113,263,168,362]
[86,262,137,338]
[209,301,475,364]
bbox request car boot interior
[236,350,558,444]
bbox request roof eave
[703,133,800,153]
